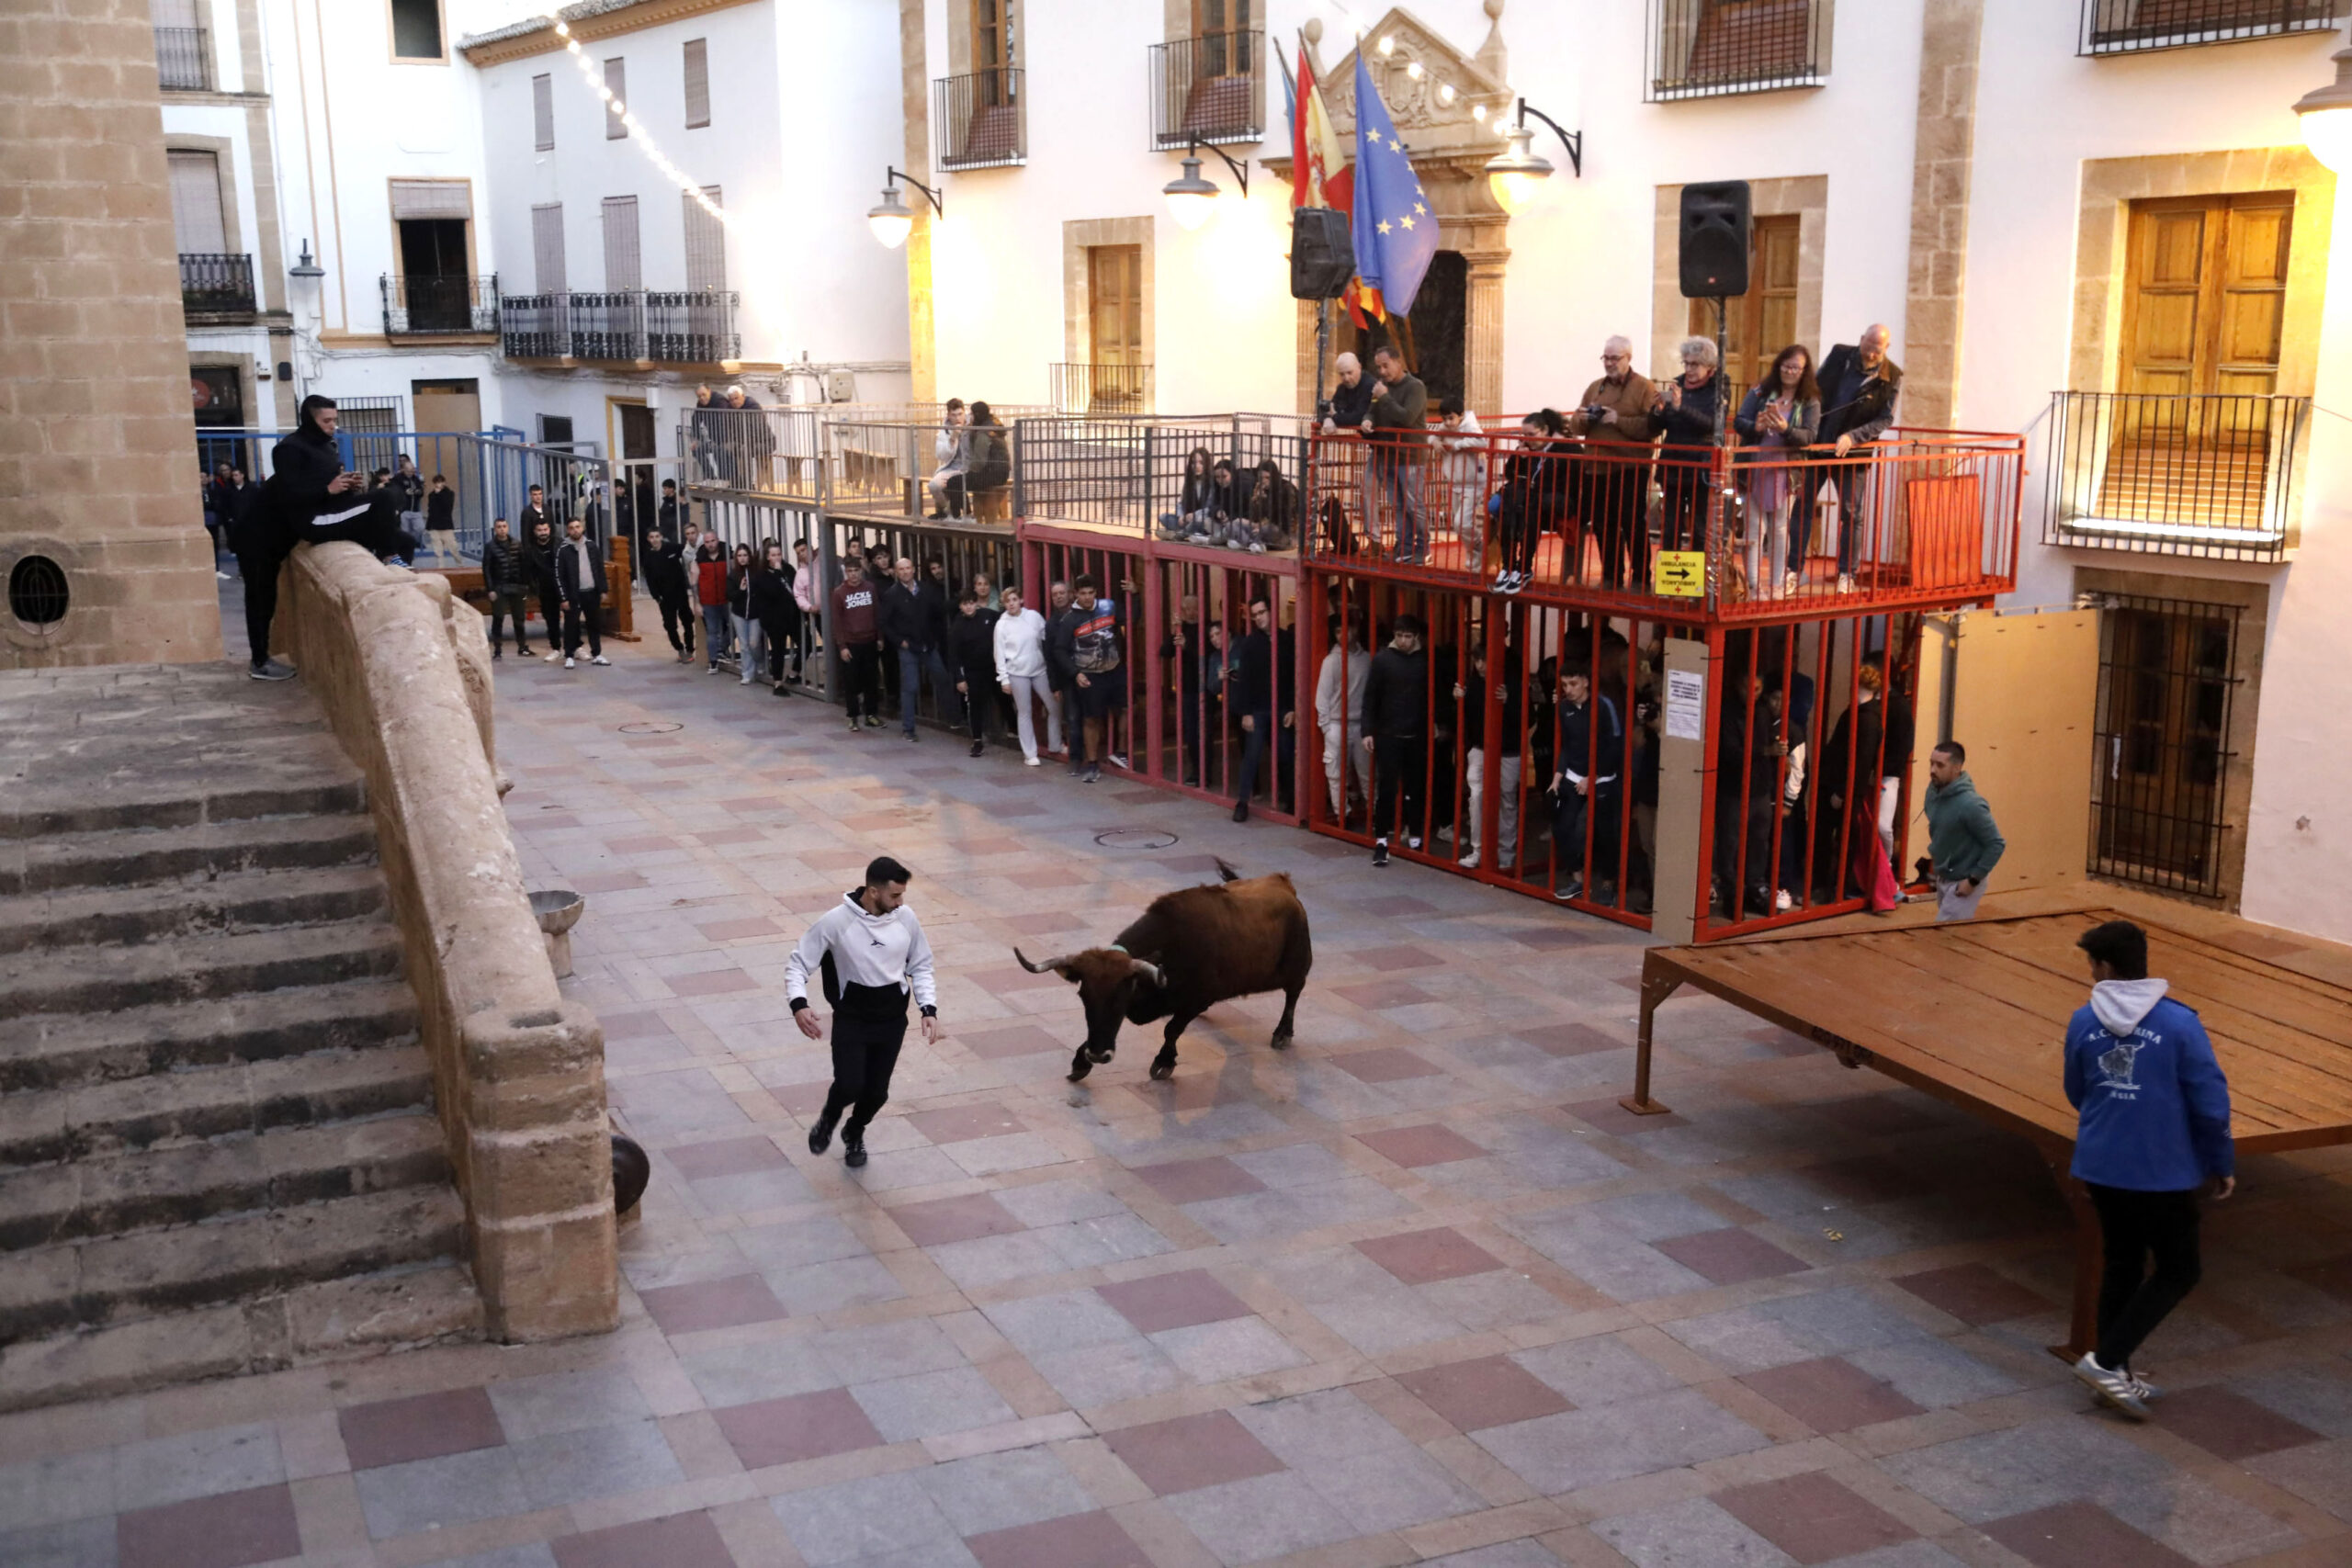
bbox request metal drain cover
[618,721,684,734]
[1094,828,1180,851]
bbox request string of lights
[541,12,733,227]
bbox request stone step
[0,1044,434,1167]
[0,812,379,896]
[0,863,390,954]
[0,977,419,1094]
[0,1184,467,1344]
[0,1111,452,1250]
[0,919,403,1021]
[0,1258,483,1415]
[0,769,366,841]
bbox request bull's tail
[1213,857,1241,884]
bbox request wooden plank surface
[1664,908,2352,1154]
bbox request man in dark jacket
[640,525,695,663]
[243,394,412,678]
[1229,596,1281,824]
[657,479,684,540]
[1360,613,1429,866]
[1551,660,1624,903]
[1364,345,1429,563]
[553,518,609,668]
[880,558,951,742]
[1045,581,1084,775]
[519,483,552,545]
[1321,351,1374,433]
[1057,576,1125,784]
[479,517,533,660]
[831,558,884,731]
[1650,339,1728,558]
[524,517,563,662]
[945,589,999,756]
[1815,325,1903,591]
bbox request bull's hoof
[1067,1050,1094,1083]
[1148,1056,1176,1081]
[1270,1031,1294,1051]
[1087,1045,1115,1065]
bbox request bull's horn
[1214,857,1241,883]
[1014,947,1076,976]
[1128,956,1167,987]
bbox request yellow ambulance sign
[1653,550,1705,598]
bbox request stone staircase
[0,666,482,1412]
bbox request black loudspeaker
[1679,180,1752,299]
[1291,208,1356,300]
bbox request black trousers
[842,641,883,717]
[654,589,695,655]
[761,612,795,681]
[821,997,910,1135]
[489,592,530,652]
[1586,459,1648,590]
[956,666,994,739]
[536,581,563,641]
[303,497,413,559]
[561,592,603,658]
[234,547,285,666]
[1554,784,1622,888]
[2088,1184,2202,1371]
[1372,734,1426,844]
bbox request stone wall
[277,542,618,1342]
[0,0,224,667]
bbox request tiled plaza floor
[6,604,2352,1567]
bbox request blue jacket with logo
[2063,980,2233,1191]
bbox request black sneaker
[969,740,984,758]
[906,730,919,743]
[1372,840,1390,867]
[807,1109,839,1155]
[492,649,503,660]
[842,1131,867,1168]
[1083,764,1102,784]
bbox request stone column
[1902,0,1985,431]
[1464,249,1509,418]
[899,0,936,404]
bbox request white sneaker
[2126,1369,2161,1403]
[2073,1353,2149,1420]
[563,657,575,669]
[1457,851,1480,868]
[1781,570,1799,596]
[1109,753,1130,770]
[1837,572,1856,593]
[1774,889,1794,912]
[1023,755,1041,767]
[591,655,610,666]
[543,652,559,662]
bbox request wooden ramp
[1623,905,2352,1354]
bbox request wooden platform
[1623,899,2352,1354]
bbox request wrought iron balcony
[1150,33,1264,147]
[2078,0,2346,54]
[179,253,255,315]
[2044,390,2310,562]
[1646,0,1827,101]
[154,26,210,91]
[935,69,1025,170]
[379,273,499,336]
[499,288,738,364]
[1050,362,1153,415]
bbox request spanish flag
[1290,39,1351,218]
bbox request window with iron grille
[2079,0,2346,54]
[2088,593,2244,899]
[684,39,710,129]
[684,186,725,292]
[1646,0,1829,101]
[532,73,554,151]
[602,197,641,291]
[604,57,628,138]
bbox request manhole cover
[1094,828,1180,851]
[619,721,684,734]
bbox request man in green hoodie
[1924,740,2003,921]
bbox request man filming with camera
[1563,336,1658,591]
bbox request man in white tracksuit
[1315,626,1371,820]
[992,583,1061,766]
[787,856,940,1168]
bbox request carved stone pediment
[1317,5,1515,155]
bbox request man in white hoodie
[992,583,1060,766]
[787,857,940,1168]
[1315,623,1371,822]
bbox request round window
[7,556,69,626]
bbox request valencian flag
[1347,48,1436,321]
[1290,39,1352,216]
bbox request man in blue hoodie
[2064,919,2233,1420]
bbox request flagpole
[1314,299,1330,430]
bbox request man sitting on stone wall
[238,394,413,682]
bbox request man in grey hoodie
[1923,740,2003,921]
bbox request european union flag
[1348,50,1438,320]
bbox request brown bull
[1015,859,1312,1083]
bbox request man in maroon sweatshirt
[831,558,884,732]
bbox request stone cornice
[458,0,763,68]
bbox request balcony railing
[1150,33,1264,147]
[935,69,1025,170]
[499,288,739,363]
[1646,0,1827,101]
[2044,390,2309,562]
[1050,363,1154,415]
[2079,0,2346,53]
[154,26,210,91]
[380,273,499,336]
[180,252,255,315]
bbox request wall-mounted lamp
[1482,97,1583,216]
[1161,136,1251,231]
[2293,27,2352,174]
[289,239,324,279]
[867,167,944,250]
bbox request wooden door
[1089,244,1144,411]
[1691,212,1798,400]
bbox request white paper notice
[1665,669,1705,742]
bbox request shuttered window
[604,57,627,138]
[166,150,227,253]
[531,202,566,294]
[684,186,725,291]
[683,39,710,129]
[602,196,641,291]
[532,73,553,151]
[388,179,469,220]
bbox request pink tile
[600,1010,674,1042]
[1121,1076,1251,1112]
[1354,894,1437,916]
[1333,1048,1443,1083]
[669,968,758,997]
[1737,1358,1924,1434]
[666,1134,790,1179]
[715,1387,885,1469]
[968,1510,1150,1568]
[1355,1226,1502,1284]
[1799,1155,1930,1203]
[1097,1269,1250,1334]
[1103,1410,1284,1495]
[689,826,769,845]
[554,1509,738,1568]
[697,917,781,941]
[1513,1022,1628,1056]
[959,1024,1069,1060]
[639,1274,788,1335]
[1132,1156,1266,1204]
[888,1192,1025,1246]
[2151,1386,2326,1461]
[769,1081,832,1117]
[575,871,648,894]
[1355,1123,1486,1168]
[1713,1472,1918,1564]
[338,1386,504,1471]
[984,966,1077,995]
[606,835,679,854]
[1333,978,1437,1010]
[1983,1503,2196,1568]
[1346,943,1442,970]
[908,1103,1027,1145]
[1651,1227,1811,1286]
[1891,1263,2052,1325]
[118,1483,302,1568]
[1394,1355,1571,1431]
[1004,912,1085,935]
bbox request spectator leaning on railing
[1650,337,1726,558]
[1364,344,1430,564]
[1733,344,1822,598]
[1814,323,1903,593]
